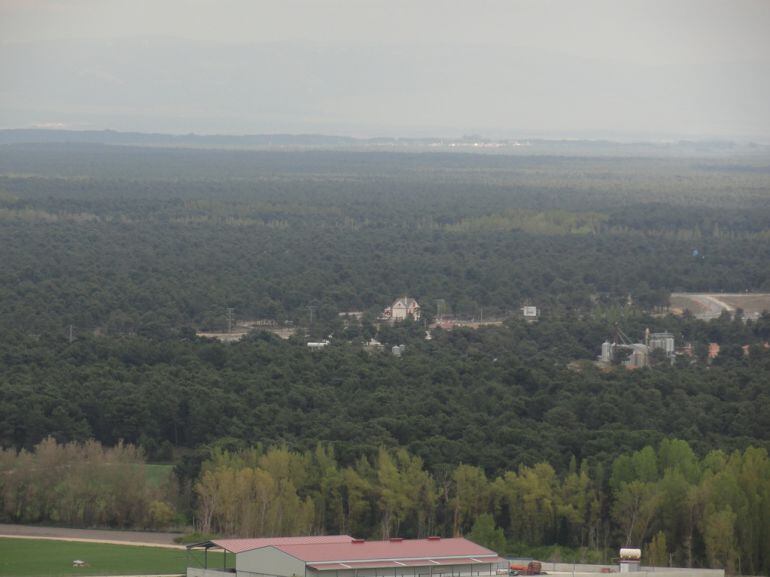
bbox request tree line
[5,437,767,574]
[190,441,770,574]
[0,437,176,529]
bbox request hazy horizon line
[2,126,769,146]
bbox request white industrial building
[647,331,675,358]
[187,535,502,577]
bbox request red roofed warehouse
[187,536,502,577]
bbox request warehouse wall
[237,546,306,577]
[309,563,496,577]
[188,569,234,577]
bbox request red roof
[309,556,505,571]
[212,535,352,554]
[276,537,497,563]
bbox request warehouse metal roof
[277,537,497,563]
[308,555,503,571]
[189,535,353,554]
[189,536,500,568]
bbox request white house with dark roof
[382,297,421,321]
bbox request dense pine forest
[1,142,770,572]
[1,144,769,334]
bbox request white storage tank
[600,341,612,363]
[619,548,641,572]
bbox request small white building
[521,306,539,319]
[364,338,384,350]
[383,297,421,321]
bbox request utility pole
[306,305,317,325]
[68,325,74,344]
[435,299,446,321]
[226,308,235,334]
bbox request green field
[0,538,231,577]
[144,464,174,488]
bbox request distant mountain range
[1,129,767,157]
[0,129,358,147]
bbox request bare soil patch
[670,293,770,319]
[0,524,182,548]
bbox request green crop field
[0,538,231,577]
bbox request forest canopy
[0,144,769,334]
[1,143,769,571]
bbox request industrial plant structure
[647,330,675,358]
[598,326,676,369]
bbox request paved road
[0,523,184,548]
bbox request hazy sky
[2,0,769,139]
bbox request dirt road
[693,294,735,318]
[670,292,770,320]
[0,523,184,549]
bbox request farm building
[187,535,502,577]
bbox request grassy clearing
[0,538,231,577]
[144,464,174,487]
